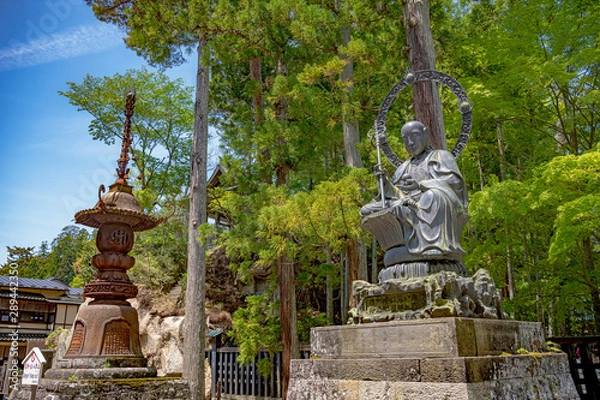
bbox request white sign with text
[22,347,46,386]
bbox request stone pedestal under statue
[288,317,579,399]
[287,270,579,399]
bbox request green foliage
[220,169,373,282]
[224,170,373,356]
[86,0,203,68]
[467,148,600,334]
[70,235,97,287]
[197,222,217,247]
[59,68,194,210]
[1,227,94,286]
[256,358,274,379]
[130,215,188,293]
[550,195,600,269]
[69,275,86,289]
[297,311,329,344]
[230,294,281,364]
[1,246,36,277]
[43,226,95,284]
[46,327,69,350]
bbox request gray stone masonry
[288,354,577,399]
[311,318,545,359]
[287,317,579,399]
[9,377,190,400]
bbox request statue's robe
[362,149,468,259]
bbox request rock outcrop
[138,313,185,376]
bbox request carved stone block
[310,318,545,359]
[350,269,505,323]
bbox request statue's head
[401,121,429,157]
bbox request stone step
[289,354,578,400]
[311,317,545,359]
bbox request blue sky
[0,1,197,264]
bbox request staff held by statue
[370,127,387,210]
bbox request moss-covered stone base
[349,269,506,323]
[288,353,579,399]
[9,377,190,400]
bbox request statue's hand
[397,175,419,193]
[373,163,386,179]
[400,197,417,207]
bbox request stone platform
[9,377,190,400]
[311,318,545,359]
[288,318,578,399]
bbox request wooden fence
[550,336,600,399]
[206,346,311,399]
[207,337,600,400]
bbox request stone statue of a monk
[361,120,469,280]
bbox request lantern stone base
[21,298,167,399]
[287,318,579,400]
[62,300,145,361]
[9,377,190,400]
[43,366,156,380]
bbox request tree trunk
[546,302,554,337]
[402,0,446,150]
[250,57,272,184]
[341,252,348,324]
[326,248,335,324]
[336,0,362,169]
[534,252,544,331]
[477,149,485,192]
[371,237,378,283]
[184,37,209,400]
[496,119,507,181]
[335,1,367,312]
[505,247,515,300]
[592,291,600,335]
[583,237,600,334]
[497,120,515,302]
[275,56,290,186]
[274,55,297,399]
[347,240,367,309]
[250,57,264,125]
[279,258,299,400]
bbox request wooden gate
[206,346,310,399]
[550,336,600,399]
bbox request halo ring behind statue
[375,70,473,168]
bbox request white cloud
[0,24,122,72]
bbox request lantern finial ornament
[115,87,135,185]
